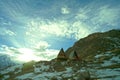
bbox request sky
[0,0,120,62]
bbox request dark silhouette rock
[69,50,79,60]
[57,48,67,61]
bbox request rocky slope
[64,29,120,80]
[65,29,120,61]
[0,60,91,80]
[0,29,120,80]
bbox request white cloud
[5,30,15,36]
[39,20,69,37]
[72,21,91,39]
[17,48,41,62]
[61,6,70,14]
[25,19,70,50]
[34,49,59,61]
[26,19,69,39]
[16,48,59,62]
[75,8,89,20]
[75,13,88,20]
[26,19,91,40]
[0,27,15,36]
[0,45,59,62]
[34,41,50,51]
[73,4,120,33]
[92,5,120,26]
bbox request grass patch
[22,60,35,73]
[6,61,35,80]
[0,74,4,79]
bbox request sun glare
[17,48,40,62]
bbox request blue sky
[0,0,120,62]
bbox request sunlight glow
[17,48,40,62]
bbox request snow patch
[33,63,50,73]
[110,56,120,62]
[96,68,120,79]
[2,75,10,80]
[0,64,23,74]
[101,60,113,67]
[16,73,34,79]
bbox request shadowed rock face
[65,29,120,61]
[69,51,79,60]
[57,48,67,61]
[57,48,66,58]
[57,48,80,61]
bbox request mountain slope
[64,29,120,80]
[65,29,120,61]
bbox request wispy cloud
[0,27,15,36]
[73,3,120,32]
[75,8,89,20]
[92,5,120,26]
[26,18,90,40]
[72,21,91,39]
[34,41,50,52]
[61,6,70,14]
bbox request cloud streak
[0,45,59,62]
[92,5,120,26]
[0,27,15,36]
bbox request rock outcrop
[65,29,120,61]
[57,48,67,61]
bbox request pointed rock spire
[57,48,67,60]
[69,50,79,60]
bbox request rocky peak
[57,48,67,61]
[65,29,120,61]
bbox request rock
[74,70,90,80]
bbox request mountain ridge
[65,29,120,61]
[0,29,120,80]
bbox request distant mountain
[0,54,15,70]
[0,29,120,80]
